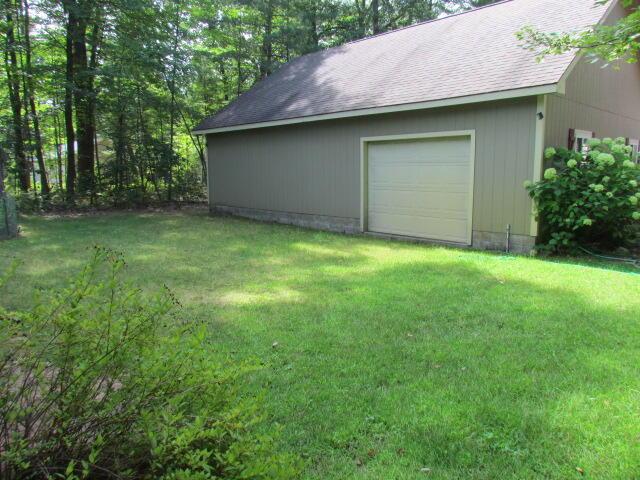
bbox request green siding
[207,97,538,236]
[545,2,640,147]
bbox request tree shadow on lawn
[2,214,639,478]
[205,253,640,479]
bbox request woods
[0,0,496,208]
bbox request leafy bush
[0,247,300,479]
[525,137,640,252]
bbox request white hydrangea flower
[544,147,556,159]
[543,168,557,180]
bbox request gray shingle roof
[195,0,610,132]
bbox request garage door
[367,135,473,244]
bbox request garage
[364,132,475,245]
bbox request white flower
[544,168,557,180]
[544,147,556,159]
[566,159,577,168]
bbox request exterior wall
[207,97,539,243]
[545,2,640,147]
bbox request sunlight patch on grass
[2,212,640,479]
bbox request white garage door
[367,135,473,244]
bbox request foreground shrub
[0,247,300,479]
[525,138,640,252]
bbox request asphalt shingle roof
[195,0,611,132]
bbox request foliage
[2,213,640,478]
[0,0,500,206]
[0,246,300,479]
[525,138,640,252]
[517,0,640,66]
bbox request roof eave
[193,83,560,135]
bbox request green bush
[0,247,300,479]
[525,137,640,252]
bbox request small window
[628,138,639,163]
[571,129,594,154]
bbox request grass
[1,210,640,479]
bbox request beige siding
[208,97,538,236]
[545,2,640,147]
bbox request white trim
[359,130,476,246]
[204,136,211,205]
[530,95,547,237]
[194,85,558,135]
[572,129,594,152]
[629,138,639,163]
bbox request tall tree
[3,0,29,191]
[64,0,96,194]
[63,1,76,197]
[22,0,49,195]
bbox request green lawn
[2,211,640,479]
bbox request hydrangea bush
[525,137,640,252]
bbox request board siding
[545,2,640,147]
[207,97,537,236]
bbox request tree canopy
[1,0,503,206]
[517,0,640,67]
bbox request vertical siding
[545,2,640,146]
[208,97,538,236]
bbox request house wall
[545,2,640,146]
[207,97,540,246]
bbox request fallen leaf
[576,467,584,475]
[420,467,432,474]
[272,341,279,348]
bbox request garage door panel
[368,212,469,243]
[367,135,472,244]
[370,163,470,186]
[370,190,469,217]
[370,137,470,163]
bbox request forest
[0,0,497,208]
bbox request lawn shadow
[1,213,639,478]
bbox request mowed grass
[1,210,640,479]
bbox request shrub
[526,138,640,252]
[0,247,300,479]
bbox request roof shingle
[195,0,610,132]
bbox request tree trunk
[372,0,381,34]
[53,104,64,193]
[259,0,273,79]
[64,5,76,199]
[70,5,95,194]
[22,0,49,195]
[0,145,7,195]
[3,0,30,191]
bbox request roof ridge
[342,0,515,47]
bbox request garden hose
[578,246,640,269]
